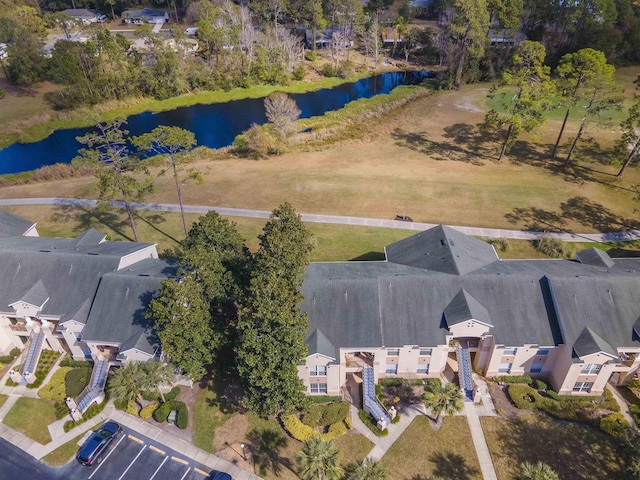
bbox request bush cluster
[152,400,188,429]
[154,401,172,423]
[535,236,576,258]
[140,403,159,419]
[600,413,630,438]
[63,396,108,432]
[282,414,317,442]
[380,378,404,387]
[325,421,347,440]
[308,395,342,404]
[495,375,532,385]
[0,347,21,364]
[38,367,72,400]
[59,355,92,368]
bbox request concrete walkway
[464,402,498,480]
[1,197,639,242]
[363,404,428,460]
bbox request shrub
[141,390,160,402]
[489,238,511,252]
[38,367,71,400]
[602,388,621,412]
[282,414,317,442]
[59,355,91,368]
[301,405,323,427]
[0,347,20,364]
[292,65,305,81]
[600,413,630,438]
[126,400,139,416]
[545,390,560,401]
[630,404,640,426]
[535,236,576,258]
[424,378,442,391]
[391,413,401,424]
[308,395,343,403]
[321,64,337,77]
[507,384,541,410]
[164,386,181,402]
[375,384,383,399]
[63,395,108,432]
[6,378,17,387]
[319,402,350,426]
[54,400,69,420]
[10,348,20,357]
[154,401,172,423]
[114,398,128,411]
[534,379,548,391]
[344,416,353,429]
[174,401,188,429]
[140,403,159,419]
[381,378,403,387]
[324,421,347,440]
[358,410,389,437]
[495,375,532,385]
[27,371,46,389]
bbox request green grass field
[2,397,56,444]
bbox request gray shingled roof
[17,280,49,308]
[74,229,107,247]
[573,327,617,358]
[82,259,177,355]
[576,248,615,268]
[0,235,154,259]
[443,289,492,327]
[0,210,36,238]
[384,225,498,275]
[302,225,640,359]
[305,328,337,360]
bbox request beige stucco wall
[118,348,153,363]
[300,354,340,396]
[449,320,492,339]
[556,351,617,395]
[485,344,558,378]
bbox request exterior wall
[10,303,41,319]
[475,336,495,373]
[119,348,153,363]
[556,351,617,395]
[299,354,340,396]
[59,320,90,360]
[0,314,27,353]
[449,320,491,338]
[24,226,38,237]
[117,245,159,270]
[611,349,640,385]
[85,341,121,361]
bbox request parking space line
[171,456,189,465]
[149,455,169,480]
[117,444,147,480]
[128,434,144,444]
[194,467,209,476]
[88,434,127,479]
[149,445,165,455]
[180,467,192,480]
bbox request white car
[184,27,198,35]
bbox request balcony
[345,352,374,370]
[620,353,638,367]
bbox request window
[530,362,544,373]
[580,364,602,375]
[573,381,594,393]
[419,348,433,356]
[387,348,400,356]
[536,348,550,356]
[309,365,327,376]
[503,347,517,356]
[310,383,328,394]
[417,364,429,374]
[498,363,512,373]
[386,364,398,374]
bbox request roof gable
[384,225,498,275]
[444,289,493,327]
[0,210,37,238]
[576,248,615,268]
[573,327,617,358]
[10,279,49,308]
[305,328,336,360]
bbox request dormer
[9,280,49,317]
[444,289,493,337]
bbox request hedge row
[152,400,188,429]
[281,414,349,442]
[357,410,389,437]
[63,396,109,432]
[495,375,532,385]
[600,413,630,438]
[0,347,21,364]
[59,355,92,368]
[308,395,343,404]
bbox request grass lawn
[192,380,237,453]
[0,394,7,410]
[41,431,87,466]
[481,414,624,480]
[380,416,482,480]
[3,397,56,444]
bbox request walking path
[464,402,498,480]
[1,197,640,242]
[606,384,636,427]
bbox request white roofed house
[122,8,169,24]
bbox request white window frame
[385,364,398,374]
[419,348,433,356]
[573,381,594,393]
[498,362,512,373]
[503,347,517,356]
[536,348,550,356]
[310,383,328,394]
[387,348,400,356]
[530,362,544,373]
[580,364,602,375]
[417,364,429,374]
[309,365,327,376]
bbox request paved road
[0,436,63,479]
[1,197,639,243]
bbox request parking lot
[68,426,217,480]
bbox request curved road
[0,197,639,243]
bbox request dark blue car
[76,421,123,466]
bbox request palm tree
[296,436,344,480]
[423,381,463,424]
[106,362,146,405]
[517,461,560,480]
[347,458,387,480]
[139,361,174,403]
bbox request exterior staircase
[362,367,392,429]
[76,360,109,413]
[21,330,45,384]
[458,346,474,400]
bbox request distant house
[61,9,107,24]
[489,29,526,47]
[304,28,353,50]
[381,27,404,47]
[122,8,169,24]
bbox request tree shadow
[203,371,244,415]
[136,211,181,245]
[505,207,568,233]
[50,203,132,240]
[246,427,293,477]
[430,452,479,480]
[381,383,423,414]
[391,127,488,165]
[441,122,504,162]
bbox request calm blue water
[0,71,430,174]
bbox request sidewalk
[464,402,498,480]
